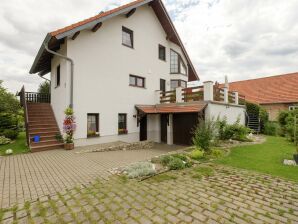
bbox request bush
[190,150,204,160]
[125,162,156,178]
[0,113,18,133]
[216,118,250,142]
[211,149,224,158]
[160,155,172,166]
[264,122,279,136]
[192,120,216,152]
[278,109,298,141]
[2,129,18,140]
[0,136,11,145]
[167,157,185,170]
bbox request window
[56,65,60,87]
[170,50,179,73]
[129,75,145,88]
[159,45,166,61]
[170,49,187,75]
[289,106,298,111]
[122,26,133,48]
[170,79,187,90]
[160,79,166,92]
[118,114,127,134]
[87,114,99,137]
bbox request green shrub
[2,129,18,140]
[216,118,250,142]
[192,119,216,153]
[171,153,188,161]
[0,136,11,145]
[160,155,172,166]
[190,150,204,160]
[211,149,224,158]
[264,122,279,136]
[278,109,298,141]
[0,113,18,132]
[168,157,185,170]
[124,162,156,178]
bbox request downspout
[43,43,74,108]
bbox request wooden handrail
[19,86,30,147]
[25,92,50,103]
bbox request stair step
[30,139,63,147]
[29,124,57,128]
[30,143,64,153]
[29,127,59,132]
[29,134,60,141]
[29,130,60,136]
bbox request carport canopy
[135,102,207,114]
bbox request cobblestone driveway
[1,164,298,224]
[0,144,183,208]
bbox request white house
[25,0,245,151]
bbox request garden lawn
[217,136,298,182]
[0,132,29,156]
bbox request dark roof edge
[29,33,52,74]
[157,0,199,81]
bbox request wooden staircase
[18,87,64,153]
[27,103,64,152]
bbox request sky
[1,0,298,94]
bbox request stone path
[1,164,297,224]
[0,144,183,208]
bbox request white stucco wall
[147,114,161,143]
[205,102,246,125]
[50,43,69,131]
[53,5,189,145]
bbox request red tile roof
[136,102,207,114]
[51,0,147,37]
[226,72,298,104]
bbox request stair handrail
[19,86,30,147]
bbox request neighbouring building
[226,72,298,121]
[20,0,246,152]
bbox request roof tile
[225,72,298,104]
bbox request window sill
[170,73,187,76]
[55,85,60,89]
[122,43,134,49]
[159,58,166,62]
[118,133,128,135]
[129,85,146,89]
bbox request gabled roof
[225,72,298,104]
[30,0,199,81]
[136,102,207,114]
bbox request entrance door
[173,113,198,145]
[160,79,166,92]
[160,114,167,143]
[140,116,147,141]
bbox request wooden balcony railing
[160,90,176,103]
[214,87,225,102]
[182,86,204,102]
[239,94,246,105]
[19,86,30,147]
[25,92,51,103]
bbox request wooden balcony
[159,84,245,105]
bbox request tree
[0,81,21,135]
[0,80,20,114]
[38,81,50,94]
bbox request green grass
[0,132,29,156]
[217,136,298,182]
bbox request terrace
[158,81,245,105]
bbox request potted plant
[63,107,76,150]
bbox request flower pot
[64,143,74,150]
[293,154,298,164]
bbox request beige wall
[261,103,296,121]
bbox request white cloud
[0,0,298,93]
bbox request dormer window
[122,26,133,48]
[170,49,187,75]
